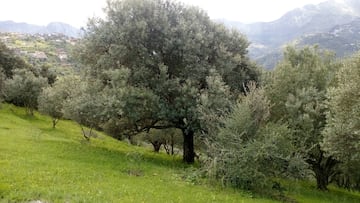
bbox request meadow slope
[0,104,275,203]
[0,104,359,203]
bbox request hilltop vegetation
[0,32,78,76]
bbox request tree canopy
[322,54,360,189]
[265,46,340,190]
[0,41,31,78]
[3,69,47,115]
[78,0,259,163]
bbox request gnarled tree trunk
[307,146,339,190]
[182,128,195,163]
[151,140,162,153]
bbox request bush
[203,84,300,193]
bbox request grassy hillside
[0,104,274,203]
[0,104,359,202]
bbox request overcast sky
[0,0,329,28]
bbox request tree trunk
[164,134,175,155]
[171,138,174,155]
[151,141,162,153]
[26,106,34,116]
[80,125,90,141]
[52,118,58,128]
[307,146,339,190]
[182,128,195,163]
[314,168,329,190]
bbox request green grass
[0,104,275,203]
[0,104,359,203]
[282,180,360,203]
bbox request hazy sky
[0,0,329,28]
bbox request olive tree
[78,0,259,163]
[0,41,33,105]
[63,79,107,140]
[265,46,340,190]
[38,75,82,128]
[138,128,182,154]
[322,54,360,189]
[0,41,31,78]
[204,83,295,192]
[3,69,47,115]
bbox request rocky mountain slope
[223,0,360,69]
[296,18,360,58]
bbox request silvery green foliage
[322,55,360,189]
[63,78,108,139]
[204,84,295,192]
[197,69,232,137]
[265,46,340,190]
[3,69,47,115]
[77,0,259,162]
[38,75,82,128]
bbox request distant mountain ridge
[3,0,360,68]
[0,21,81,38]
[221,0,360,69]
[296,18,360,58]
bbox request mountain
[222,0,360,69]
[46,22,81,38]
[296,18,360,58]
[0,21,81,38]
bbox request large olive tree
[265,46,340,190]
[78,0,259,163]
[322,54,360,189]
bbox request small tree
[38,87,63,128]
[141,128,182,154]
[204,83,296,192]
[3,69,47,115]
[162,128,182,155]
[33,64,57,85]
[145,129,168,153]
[63,79,107,140]
[38,76,82,128]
